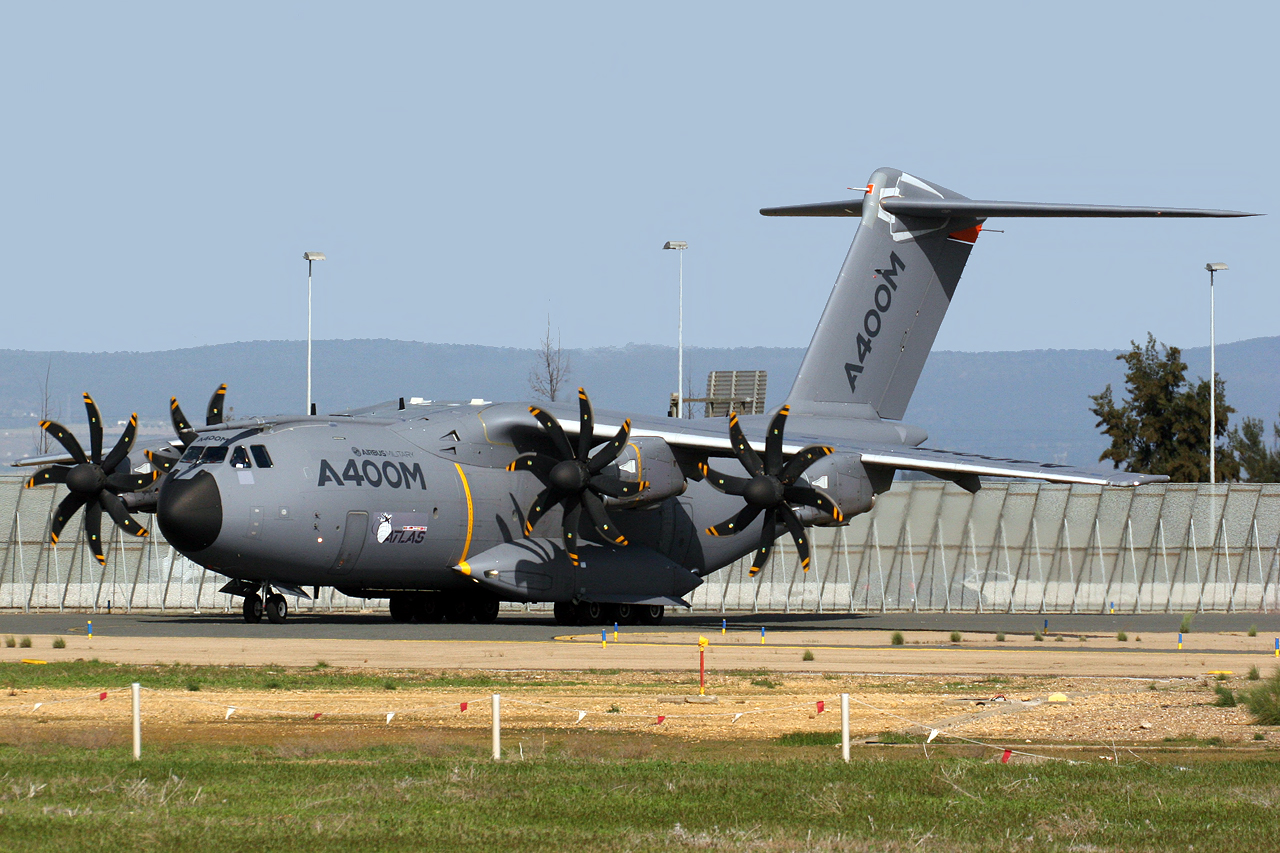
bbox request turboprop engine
[794,452,878,525]
[602,436,686,509]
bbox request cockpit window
[180,445,229,466]
[230,446,251,469]
[250,445,273,468]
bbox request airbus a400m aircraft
[19,168,1255,626]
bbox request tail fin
[774,168,1255,421]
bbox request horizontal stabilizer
[761,197,1257,219]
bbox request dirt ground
[2,629,1277,750]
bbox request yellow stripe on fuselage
[454,462,474,563]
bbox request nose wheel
[241,587,289,624]
[265,593,288,624]
[242,593,263,623]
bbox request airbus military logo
[844,251,905,395]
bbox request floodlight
[1205,262,1228,272]
[663,241,687,250]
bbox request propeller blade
[764,405,790,474]
[522,486,563,536]
[25,467,68,489]
[587,419,632,474]
[588,473,646,498]
[706,503,763,537]
[728,413,765,478]
[576,387,595,461]
[528,406,574,460]
[778,445,834,485]
[40,420,87,464]
[562,499,583,567]
[101,413,138,474]
[778,504,811,571]
[581,489,627,545]
[107,471,159,492]
[50,492,89,545]
[697,462,749,496]
[206,383,227,426]
[170,398,198,448]
[507,453,558,485]
[748,508,778,576]
[145,449,179,473]
[84,500,105,565]
[782,485,845,524]
[83,393,104,464]
[99,491,149,537]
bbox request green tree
[1228,413,1280,482]
[1090,334,1237,482]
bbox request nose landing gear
[240,585,289,624]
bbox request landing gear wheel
[413,593,442,623]
[553,602,578,626]
[389,593,414,623]
[472,593,501,624]
[265,593,288,624]
[441,593,473,623]
[242,593,263,624]
[615,603,640,626]
[576,600,604,625]
[638,604,664,625]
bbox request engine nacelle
[795,452,876,525]
[603,436,686,508]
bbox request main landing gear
[552,602,663,627]
[387,590,501,624]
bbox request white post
[132,682,141,760]
[677,248,683,418]
[840,693,850,762]
[1209,267,1215,486]
[307,258,313,416]
[491,693,501,760]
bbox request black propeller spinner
[144,384,227,474]
[507,387,647,566]
[700,405,844,576]
[25,393,157,566]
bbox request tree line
[1091,333,1280,482]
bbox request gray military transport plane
[16,168,1256,626]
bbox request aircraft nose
[157,469,223,553]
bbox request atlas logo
[317,459,428,489]
[844,251,905,394]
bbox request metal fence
[3,475,1279,614]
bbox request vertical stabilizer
[778,168,980,420]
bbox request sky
[0,2,1274,357]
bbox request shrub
[802,649,814,662]
[950,631,962,644]
[1180,613,1195,633]
[1248,624,1258,637]
[1033,631,1044,642]
[1214,685,1237,707]
[891,631,904,646]
[606,705,621,714]
[186,681,201,692]
[263,680,282,690]
[995,632,1005,642]
[1117,631,1128,642]
[1055,634,1065,642]
[1249,666,1260,681]
[1244,668,1280,725]
[1216,672,1229,682]
[1254,732,1266,741]
[4,636,14,648]
[382,679,398,691]
[52,638,65,649]
[751,677,779,689]
[1079,635,1088,642]
[19,637,31,649]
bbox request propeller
[700,404,844,576]
[25,393,157,566]
[145,384,227,473]
[506,387,647,566]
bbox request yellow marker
[21,659,48,665]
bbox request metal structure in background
[700,370,768,418]
[2,475,1279,614]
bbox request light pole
[1206,262,1228,484]
[663,241,687,417]
[304,252,326,415]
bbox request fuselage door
[328,511,369,576]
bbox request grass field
[2,741,1278,852]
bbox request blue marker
[722,618,727,635]
[1044,619,1048,633]
[87,620,93,638]
[760,626,766,645]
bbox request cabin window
[250,445,274,468]
[230,446,251,469]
